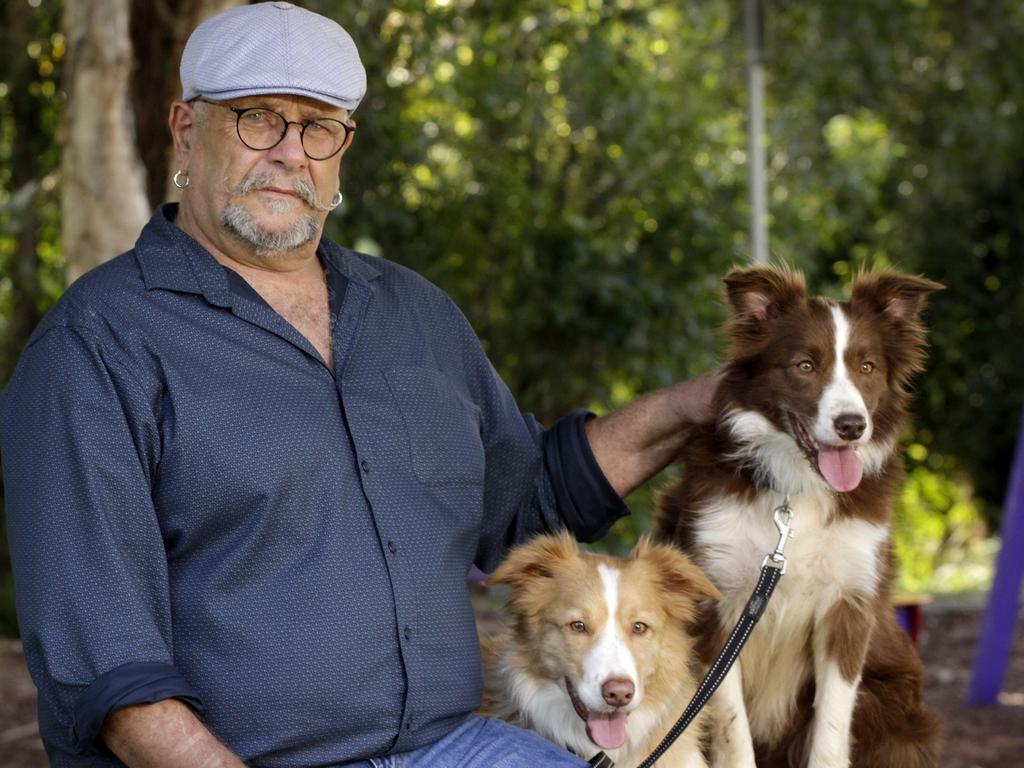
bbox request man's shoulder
[325,240,459,311]
[33,250,146,341]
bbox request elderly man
[1,3,719,766]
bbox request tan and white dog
[481,532,721,768]
[657,266,942,768]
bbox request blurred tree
[62,0,150,281]
[319,0,740,426]
[130,0,244,206]
[1,0,62,387]
[61,0,245,279]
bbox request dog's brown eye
[632,622,648,635]
[860,362,875,374]
[798,360,814,373]
[569,620,586,633]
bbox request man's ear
[340,119,356,154]
[168,100,198,171]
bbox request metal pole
[968,407,1024,706]
[745,0,769,263]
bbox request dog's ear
[850,270,943,385]
[851,271,944,324]
[486,530,578,590]
[724,264,806,323]
[631,536,720,624]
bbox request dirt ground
[0,598,1020,767]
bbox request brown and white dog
[481,532,721,768]
[657,266,942,768]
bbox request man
[1,3,719,766]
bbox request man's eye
[241,111,274,127]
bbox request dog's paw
[711,743,756,768]
[807,752,851,768]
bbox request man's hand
[584,367,725,498]
[101,699,246,768]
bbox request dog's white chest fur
[694,491,888,743]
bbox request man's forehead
[226,94,349,119]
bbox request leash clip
[761,500,794,574]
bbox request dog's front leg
[709,663,756,768]
[808,599,875,768]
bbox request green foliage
[317,0,738,423]
[893,446,992,595]
[0,0,66,371]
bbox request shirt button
[360,459,371,473]
[388,540,398,554]
[404,626,412,641]
[405,719,413,730]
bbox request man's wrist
[102,699,246,768]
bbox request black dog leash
[588,502,794,768]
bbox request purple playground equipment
[968,406,1024,706]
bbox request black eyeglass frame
[194,98,356,161]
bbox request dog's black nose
[834,413,867,441]
[602,678,635,707]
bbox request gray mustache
[232,172,330,212]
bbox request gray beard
[221,202,321,256]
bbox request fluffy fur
[482,532,721,768]
[656,265,943,768]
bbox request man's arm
[102,701,245,768]
[1,326,214,756]
[584,369,723,497]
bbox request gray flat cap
[180,1,366,112]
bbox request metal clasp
[761,500,794,574]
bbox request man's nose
[266,122,308,166]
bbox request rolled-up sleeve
[541,408,628,542]
[0,324,201,756]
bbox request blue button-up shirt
[0,205,627,767]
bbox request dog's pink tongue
[586,711,629,750]
[817,446,864,492]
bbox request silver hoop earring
[173,170,190,189]
[328,191,343,210]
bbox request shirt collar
[135,203,380,304]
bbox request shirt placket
[334,279,421,749]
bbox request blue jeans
[358,715,589,767]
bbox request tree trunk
[129,0,245,208]
[62,0,151,283]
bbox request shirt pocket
[383,365,485,486]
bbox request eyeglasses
[196,99,355,161]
